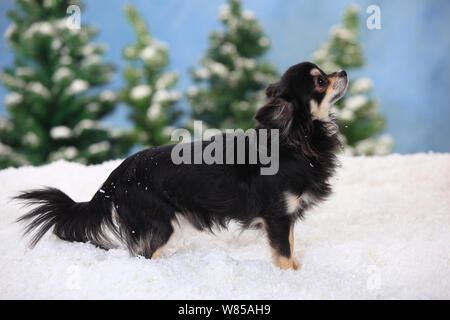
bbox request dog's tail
[15,187,119,249]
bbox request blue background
[0,0,449,153]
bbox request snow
[87,141,110,154]
[147,103,162,120]
[351,78,373,94]
[130,84,151,100]
[99,90,116,102]
[66,79,89,95]
[0,153,449,299]
[4,23,16,39]
[50,126,72,139]
[25,22,54,38]
[344,95,368,111]
[52,67,72,82]
[4,92,23,106]
[27,82,50,98]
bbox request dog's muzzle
[330,70,348,103]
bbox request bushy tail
[15,187,119,249]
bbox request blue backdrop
[0,0,449,153]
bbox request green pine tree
[121,5,182,147]
[312,4,394,155]
[0,0,133,169]
[188,0,277,130]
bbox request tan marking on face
[311,77,337,121]
[310,68,321,76]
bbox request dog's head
[255,62,348,149]
[257,61,348,124]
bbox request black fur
[15,62,347,268]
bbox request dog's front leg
[265,216,299,270]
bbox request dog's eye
[317,77,324,86]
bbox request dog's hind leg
[114,190,175,260]
[264,216,299,270]
[134,220,174,259]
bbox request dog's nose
[338,70,347,78]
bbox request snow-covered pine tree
[312,4,394,155]
[121,5,182,147]
[187,0,277,130]
[0,0,133,169]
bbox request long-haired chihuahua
[16,62,348,270]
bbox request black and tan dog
[16,62,348,270]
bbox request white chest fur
[284,191,316,214]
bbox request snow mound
[0,154,449,299]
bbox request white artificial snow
[87,141,110,154]
[0,143,28,165]
[193,67,210,80]
[242,10,255,20]
[330,25,355,42]
[338,108,354,121]
[50,126,72,139]
[123,46,136,59]
[99,90,116,102]
[22,132,39,147]
[219,4,231,21]
[4,92,23,106]
[351,78,373,94]
[25,21,54,38]
[59,55,72,66]
[207,60,228,77]
[15,67,34,77]
[130,85,151,100]
[147,103,162,121]
[74,119,97,136]
[0,118,13,131]
[51,39,62,50]
[186,86,199,97]
[66,79,89,95]
[52,67,72,82]
[152,90,180,104]
[258,36,270,47]
[0,154,449,299]
[4,23,16,39]
[49,146,78,161]
[345,95,368,111]
[219,42,237,55]
[27,82,50,99]
[155,73,177,90]
[140,45,157,61]
[81,44,96,56]
[81,54,101,67]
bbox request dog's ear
[265,82,280,98]
[254,98,293,129]
[255,98,318,158]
